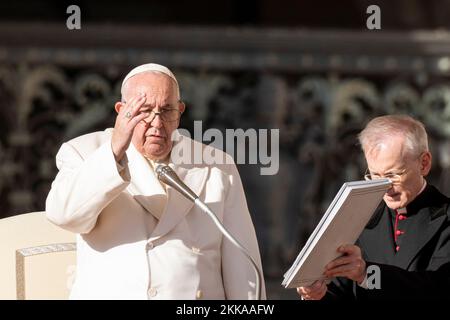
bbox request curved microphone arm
[155,164,262,300]
[194,200,262,300]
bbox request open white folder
[282,179,391,288]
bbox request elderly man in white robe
[45,63,266,300]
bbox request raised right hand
[111,93,149,161]
[297,280,327,300]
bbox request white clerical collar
[418,179,427,195]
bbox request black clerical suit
[327,183,450,299]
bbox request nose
[385,185,396,196]
[149,112,163,129]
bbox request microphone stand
[155,164,262,300]
[194,200,262,300]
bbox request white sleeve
[221,162,267,300]
[45,141,130,234]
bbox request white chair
[0,211,76,299]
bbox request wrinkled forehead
[122,72,178,102]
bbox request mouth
[146,133,166,140]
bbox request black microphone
[154,164,263,300]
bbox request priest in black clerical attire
[297,115,450,300]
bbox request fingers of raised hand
[122,93,146,120]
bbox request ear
[178,101,186,114]
[420,151,432,176]
[114,101,124,114]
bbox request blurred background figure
[3,0,450,298]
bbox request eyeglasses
[141,108,182,123]
[364,168,408,185]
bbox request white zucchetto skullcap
[121,63,180,98]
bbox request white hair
[358,115,429,158]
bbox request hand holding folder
[283,179,391,288]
